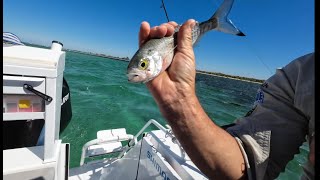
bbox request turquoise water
[60,51,308,179]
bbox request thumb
[176,19,196,61]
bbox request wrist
[157,92,201,122]
[147,83,195,106]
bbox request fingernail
[169,21,177,26]
[189,19,196,29]
[161,23,167,26]
[141,21,148,26]
[168,25,174,31]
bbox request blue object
[3,32,25,45]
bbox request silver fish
[127,0,245,83]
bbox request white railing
[79,119,185,166]
[80,133,134,166]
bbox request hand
[138,19,197,107]
[138,20,247,180]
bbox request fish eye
[138,58,149,70]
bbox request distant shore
[25,42,265,84]
[64,47,265,84]
[66,49,130,62]
[196,70,264,84]
[24,42,130,62]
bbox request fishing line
[158,0,273,77]
[134,134,145,180]
[217,0,273,76]
[241,37,274,75]
[212,0,273,76]
[160,0,170,22]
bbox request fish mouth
[127,73,145,83]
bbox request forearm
[158,94,247,180]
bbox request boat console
[3,41,69,180]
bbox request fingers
[176,19,196,61]
[167,21,178,27]
[149,25,168,39]
[150,21,178,38]
[139,21,178,47]
[166,21,179,34]
[139,21,150,47]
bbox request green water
[60,51,308,179]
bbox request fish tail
[199,0,245,36]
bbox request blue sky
[4,0,314,79]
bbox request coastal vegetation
[196,70,265,84]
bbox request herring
[127,0,245,83]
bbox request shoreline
[24,42,131,62]
[69,48,265,84]
[66,49,130,62]
[196,71,264,84]
[25,42,264,84]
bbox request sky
[3,0,314,79]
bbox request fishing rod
[160,0,170,22]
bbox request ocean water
[60,51,309,179]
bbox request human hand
[136,20,248,180]
[138,19,197,106]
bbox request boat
[3,39,209,179]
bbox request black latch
[23,84,53,102]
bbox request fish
[127,0,245,83]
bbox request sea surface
[60,51,309,179]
